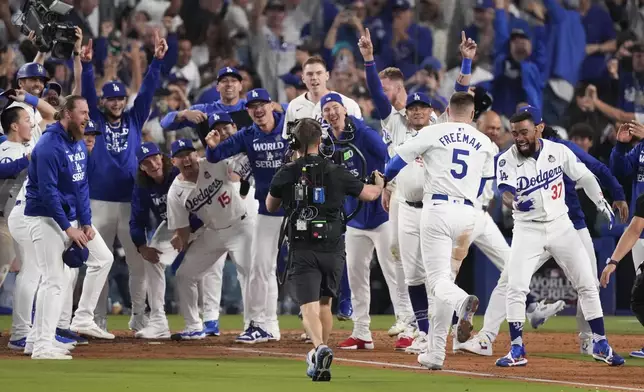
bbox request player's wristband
[606,258,619,266]
[364,60,375,67]
[24,93,39,108]
[461,58,472,75]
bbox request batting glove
[597,198,615,230]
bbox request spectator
[373,0,433,79]
[463,0,495,71]
[415,0,449,66]
[489,0,546,118]
[580,0,617,84]
[170,37,201,95]
[324,8,366,70]
[569,122,595,153]
[66,0,99,39]
[563,83,609,155]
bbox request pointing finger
[365,28,370,40]
[461,30,466,43]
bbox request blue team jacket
[549,137,625,230]
[129,165,203,248]
[160,100,248,131]
[82,59,162,203]
[330,116,388,230]
[610,140,644,216]
[206,112,287,216]
[25,122,91,230]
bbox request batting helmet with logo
[16,62,48,81]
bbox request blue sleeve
[93,37,108,76]
[206,130,247,163]
[454,56,471,92]
[563,140,626,201]
[76,149,91,226]
[38,149,71,231]
[384,154,408,180]
[417,27,433,62]
[497,183,516,196]
[189,214,204,232]
[81,62,102,121]
[542,0,566,24]
[0,156,29,179]
[530,25,548,81]
[494,9,510,58]
[129,186,150,249]
[130,58,163,133]
[364,61,394,120]
[160,103,210,131]
[610,141,641,178]
[162,33,179,77]
[320,47,335,71]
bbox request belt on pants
[405,200,423,209]
[211,213,247,231]
[431,194,474,207]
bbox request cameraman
[266,118,385,382]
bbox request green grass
[0,358,604,392]
[2,314,643,334]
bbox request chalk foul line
[225,347,644,392]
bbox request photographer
[266,118,385,382]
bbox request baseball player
[80,34,168,332]
[24,96,114,359]
[166,138,253,339]
[310,92,411,350]
[494,109,624,367]
[461,107,629,356]
[206,88,288,342]
[160,67,247,131]
[383,92,495,366]
[360,28,479,352]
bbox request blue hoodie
[129,165,203,248]
[548,137,625,230]
[82,59,163,203]
[160,99,248,131]
[24,122,90,231]
[329,116,388,230]
[206,112,287,216]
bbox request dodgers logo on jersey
[204,170,211,179]
[516,166,563,195]
[0,157,13,163]
[185,179,224,211]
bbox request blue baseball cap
[168,73,189,84]
[392,0,411,11]
[279,73,306,90]
[209,112,234,128]
[136,142,161,164]
[320,92,344,109]
[510,28,530,40]
[217,66,242,82]
[84,119,100,135]
[420,56,442,72]
[406,92,432,108]
[62,242,89,268]
[43,81,62,96]
[102,81,127,99]
[245,88,271,105]
[474,0,494,9]
[171,138,196,157]
[517,105,543,125]
[430,97,447,113]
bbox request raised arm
[493,1,510,58]
[71,27,83,96]
[80,40,102,120]
[609,124,642,178]
[205,128,247,163]
[130,32,168,132]
[359,28,394,123]
[455,31,478,92]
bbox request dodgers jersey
[0,140,32,216]
[395,122,495,203]
[281,92,362,139]
[479,142,500,207]
[167,158,246,231]
[496,139,592,222]
[0,102,43,142]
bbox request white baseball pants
[346,221,413,340]
[198,255,226,322]
[388,199,416,318]
[507,216,603,324]
[247,214,281,331]
[176,215,254,331]
[397,201,425,286]
[91,200,145,322]
[25,216,112,355]
[8,203,78,340]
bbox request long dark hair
[136,154,173,189]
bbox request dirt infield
[1,330,642,389]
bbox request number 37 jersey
[395,122,495,203]
[496,139,591,223]
[167,158,246,230]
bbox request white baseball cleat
[25,343,71,356]
[405,332,428,354]
[128,313,149,332]
[71,322,116,340]
[580,337,593,355]
[388,316,410,337]
[417,352,443,370]
[457,333,493,356]
[526,300,565,329]
[135,324,171,339]
[31,351,73,360]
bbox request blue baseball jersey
[330,116,389,230]
[25,122,91,230]
[205,112,287,216]
[82,59,163,203]
[160,100,248,131]
[610,139,644,219]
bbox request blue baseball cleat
[593,339,625,366]
[7,337,26,351]
[337,299,353,321]
[496,344,528,367]
[630,348,644,359]
[56,328,89,345]
[203,320,220,336]
[235,322,270,344]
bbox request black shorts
[288,248,345,306]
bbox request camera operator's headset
[276,118,368,286]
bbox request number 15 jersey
[167,158,246,230]
[395,122,495,203]
[496,138,592,223]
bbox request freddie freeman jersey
[281,92,362,139]
[496,139,591,222]
[167,158,246,230]
[396,122,495,203]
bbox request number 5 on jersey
[451,149,469,179]
[218,191,231,208]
